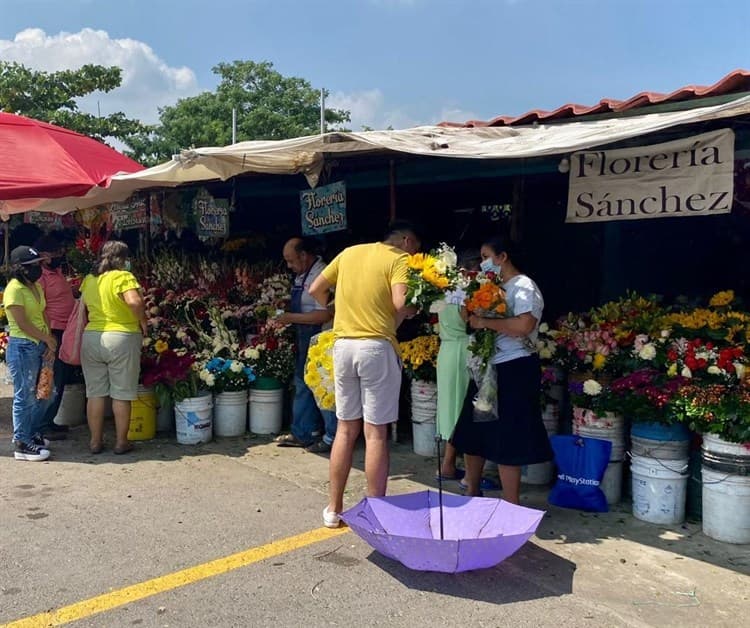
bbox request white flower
[433,259,448,275]
[149,306,160,316]
[681,366,693,378]
[229,360,243,373]
[243,348,260,361]
[660,329,671,339]
[539,347,553,360]
[583,379,602,396]
[204,374,216,387]
[143,337,152,347]
[199,369,210,382]
[437,242,457,269]
[539,322,549,334]
[734,362,746,380]
[638,344,657,361]
[707,365,722,375]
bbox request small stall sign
[23,212,74,230]
[109,198,148,231]
[193,189,229,238]
[566,129,734,223]
[300,181,347,235]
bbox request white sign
[566,129,735,223]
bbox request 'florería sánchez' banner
[300,181,347,235]
[566,129,735,223]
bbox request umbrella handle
[435,434,444,541]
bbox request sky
[1,0,750,133]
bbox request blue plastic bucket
[631,421,690,442]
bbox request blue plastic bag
[548,435,612,513]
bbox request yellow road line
[2,526,351,628]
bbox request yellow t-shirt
[81,271,141,333]
[2,278,48,343]
[321,242,409,348]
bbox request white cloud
[0,28,200,124]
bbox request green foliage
[125,60,350,165]
[0,61,148,145]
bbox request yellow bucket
[128,387,157,441]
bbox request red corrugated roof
[440,69,750,128]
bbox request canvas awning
[5,93,750,217]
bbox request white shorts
[333,338,402,425]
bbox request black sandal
[274,433,306,447]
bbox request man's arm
[277,309,332,326]
[309,274,333,309]
[392,283,418,328]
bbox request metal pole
[436,435,444,540]
[232,107,237,144]
[320,89,325,135]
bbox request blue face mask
[480,258,499,274]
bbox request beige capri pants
[81,331,142,401]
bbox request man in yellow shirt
[309,221,420,528]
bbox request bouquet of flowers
[141,349,200,406]
[242,318,295,384]
[304,331,336,411]
[399,334,440,382]
[253,273,292,320]
[199,357,255,393]
[0,329,7,363]
[569,378,622,427]
[463,270,507,367]
[406,243,458,312]
[668,380,750,444]
[67,233,105,276]
[607,368,690,425]
[664,337,746,382]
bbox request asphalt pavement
[1,383,748,628]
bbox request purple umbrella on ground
[340,490,545,573]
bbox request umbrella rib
[475,500,502,538]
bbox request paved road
[1,389,749,627]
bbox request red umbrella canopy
[0,111,145,201]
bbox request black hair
[384,219,421,243]
[94,240,131,276]
[457,248,482,271]
[291,237,319,256]
[33,234,62,253]
[482,235,525,268]
[8,265,28,284]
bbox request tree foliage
[0,61,148,146]
[125,60,350,166]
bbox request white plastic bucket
[575,414,625,462]
[214,390,248,437]
[631,435,690,461]
[702,433,750,458]
[601,460,624,505]
[522,407,558,485]
[411,380,437,424]
[174,395,213,444]
[53,383,87,426]
[412,420,436,456]
[702,466,750,544]
[631,455,689,525]
[249,388,283,434]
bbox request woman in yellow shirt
[3,246,59,461]
[80,241,147,454]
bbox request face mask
[124,260,132,272]
[23,264,43,282]
[48,256,64,269]
[480,258,499,274]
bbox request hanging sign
[109,198,148,231]
[193,188,229,238]
[23,212,74,230]
[300,181,347,235]
[566,129,734,223]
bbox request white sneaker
[322,506,341,529]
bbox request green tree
[126,60,350,165]
[0,61,148,146]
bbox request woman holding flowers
[452,236,552,504]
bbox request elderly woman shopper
[80,241,147,454]
[3,245,57,461]
[451,235,552,504]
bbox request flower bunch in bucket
[141,350,200,406]
[304,331,336,411]
[242,318,295,384]
[405,243,459,313]
[399,334,440,382]
[199,357,256,393]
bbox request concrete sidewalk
[1,384,748,627]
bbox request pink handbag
[59,298,87,366]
